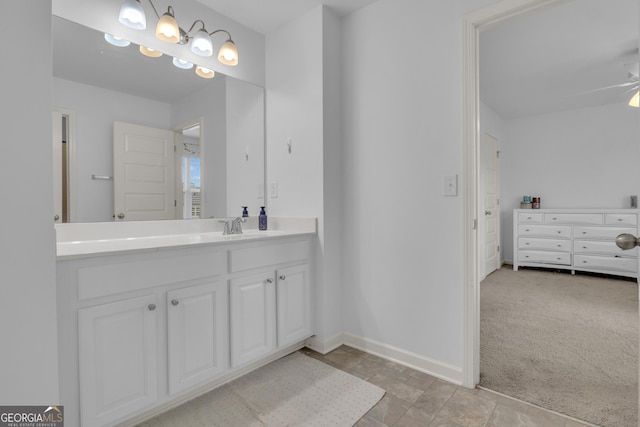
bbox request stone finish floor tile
[306,346,594,427]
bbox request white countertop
[55,217,317,259]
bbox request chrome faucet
[219,217,245,235]
[230,217,245,234]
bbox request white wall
[341,0,494,378]
[0,0,60,404]
[226,78,265,218]
[501,102,640,260]
[53,78,172,222]
[266,6,346,348]
[53,0,265,87]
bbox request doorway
[53,107,76,223]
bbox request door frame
[480,130,501,281]
[53,107,77,223]
[174,118,203,219]
[461,0,565,388]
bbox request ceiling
[480,0,638,119]
[53,0,638,118]
[195,0,379,34]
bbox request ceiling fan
[571,61,639,107]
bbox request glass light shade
[118,0,146,30]
[139,45,163,58]
[217,39,238,66]
[191,30,214,57]
[628,91,639,108]
[104,33,131,47]
[195,65,215,79]
[172,57,194,70]
[156,12,180,43]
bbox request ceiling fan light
[217,39,238,66]
[118,0,146,30]
[156,10,180,43]
[104,33,131,47]
[191,29,214,57]
[195,65,215,79]
[629,91,639,108]
[139,45,163,58]
[172,57,194,70]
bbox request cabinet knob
[279,275,286,280]
[266,278,274,283]
[171,299,179,306]
[148,304,156,311]
[54,214,60,221]
[117,213,125,219]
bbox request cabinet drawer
[573,240,638,256]
[544,213,602,225]
[605,213,637,227]
[573,226,636,240]
[574,254,637,273]
[518,225,571,238]
[518,250,571,265]
[519,237,571,252]
[230,240,310,272]
[518,213,543,224]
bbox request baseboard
[305,333,345,355]
[307,332,463,386]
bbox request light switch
[444,175,458,196]
[270,182,278,198]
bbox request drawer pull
[557,257,562,260]
[583,260,588,264]
[171,299,179,306]
[582,231,587,234]
[552,217,557,220]
[525,229,530,232]
[583,246,587,249]
[618,218,623,221]
[615,255,621,258]
[266,278,274,283]
[557,244,562,247]
[525,242,530,245]
[557,231,561,234]
[148,304,156,311]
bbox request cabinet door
[167,281,228,395]
[230,272,276,368]
[276,264,312,347]
[78,295,158,427]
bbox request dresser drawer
[518,225,571,239]
[544,213,602,225]
[574,254,638,273]
[518,213,543,224]
[518,250,570,265]
[573,240,637,256]
[519,237,571,252]
[573,226,636,240]
[605,213,637,227]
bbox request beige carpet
[137,352,385,426]
[480,266,638,427]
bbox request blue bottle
[259,206,267,230]
[242,206,249,217]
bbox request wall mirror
[52,15,265,223]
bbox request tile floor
[300,346,596,427]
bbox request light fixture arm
[209,29,232,40]
[145,0,162,19]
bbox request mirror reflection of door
[53,108,76,223]
[113,121,176,221]
[180,123,202,219]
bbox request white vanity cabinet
[57,232,314,427]
[78,295,159,427]
[513,209,639,278]
[167,281,228,395]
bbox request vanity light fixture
[139,45,163,57]
[628,91,639,108]
[104,33,131,47]
[195,65,215,79]
[172,57,194,70]
[117,0,239,66]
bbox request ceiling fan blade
[571,81,638,96]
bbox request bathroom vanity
[56,218,316,427]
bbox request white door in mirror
[113,121,177,221]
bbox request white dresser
[513,209,639,278]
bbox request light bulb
[217,39,238,66]
[118,0,146,30]
[629,91,639,108]
[191,29,214,57]
[173,57,194,70]
[156,10,180,43]
[139,46,163,58]
[104,33,131,47]
[196,65,215,79]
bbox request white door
[167,281,228,395]
[78,295,158,426]
[113,121,176,221]
[52,111,63,223]
[276,264,312,347]
[483,132,500,276]
[230,272,276,368]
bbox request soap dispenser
[241,206,249,217]
[259,206,267,230]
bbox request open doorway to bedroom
[473,0,639,425]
